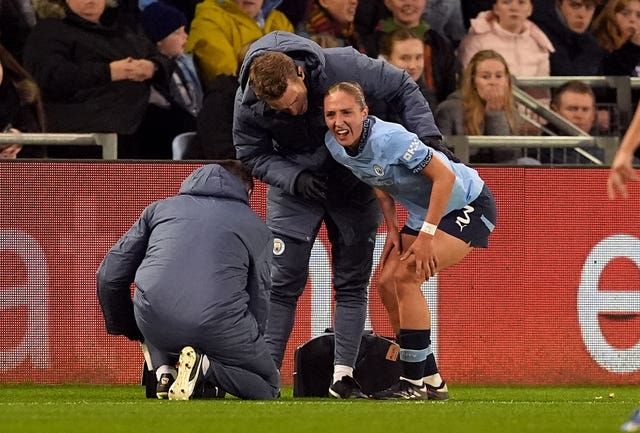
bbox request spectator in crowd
[234,31,449,399]
[0,0,38,62]
[23,0,172,159]
[296,0,362,50]
[323,81,496,400]
[0,43,46,158]
[186,0,293,88]
[602,0,640,76]
[97,162,280,401]
[436,49,538,164]
[457,0,554,101]
[139,1,203,157]
[362,0,460,106]
[138,0,199,28]
[550,80,597,134]
[422,0,466,48]
[592,0,640,53]
[370,28,438,115]
[531,0,605,76]
[534,80,602,164]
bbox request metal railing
[514,76,640,130]
[445,135,619,165]
[0,133,117,159]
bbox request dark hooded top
[97,164,272,339]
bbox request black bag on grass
[293,329,400,397]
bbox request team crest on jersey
[373,164,384,176]
[273,238,285,256]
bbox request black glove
[294,171,328,201]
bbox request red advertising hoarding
[0,162,639,386]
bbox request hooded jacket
[97,164,273,339]
[532,5,604,76]
[233,31,441,195]
[186,0,293,87]
[458,10,554,77]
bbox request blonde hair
[325,81,367,109]
[460,49,517,135]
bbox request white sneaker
[168,346,204,401]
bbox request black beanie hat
[140,2,187,43]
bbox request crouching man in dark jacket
[96,162,279,401]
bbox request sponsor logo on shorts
[273,238,285,256]
[455,205,475,232]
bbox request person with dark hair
[361,0,460,106]
[531,0,605,76]
[97,162,280,401]
[372,28,438,114]
[323,81,496,400]
[534,79,602,165]
[139,1,203,157]
[550,80,597,134]
[234,31,452,400]
[0,43,46,158]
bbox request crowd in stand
[0,0,637,162]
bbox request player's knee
[377,273,395,300]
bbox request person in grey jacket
[96,162,280,401]
[234,30,450,399]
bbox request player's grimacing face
[324,90,368,149]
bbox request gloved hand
[295,171,328,201]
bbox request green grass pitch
[1,385,639,433]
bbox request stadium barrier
[445,135,619,165]
[0,132,118,159]
[1,162,639,386]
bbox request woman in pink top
[457,0,554,79]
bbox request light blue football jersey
[325,116,485,231]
